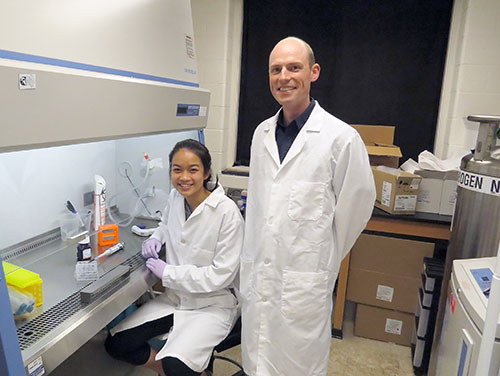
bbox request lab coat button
[180,239,186,244]
[264,258,270,265]
[262,297,267,302]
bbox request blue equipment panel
[176,104,200,117]
[471,268,493,298]
[0,255,26,375]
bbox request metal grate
[1,229,61,262]
[16,252,145,350]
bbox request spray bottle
[93,175,106,231]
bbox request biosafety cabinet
[0,1,210,375]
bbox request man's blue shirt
[275,99,315,163]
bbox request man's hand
[146,258,166,279]
[142,238,162,259]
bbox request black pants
[105,314,203,376]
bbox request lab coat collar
[263,100,323,169]
[202,184,226,209]
[173,185,225,224]
[187,184,225,219]
[263,119,280,167]
[263,100,322,133]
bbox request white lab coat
[111,185,244,372]
[240,101,376,376]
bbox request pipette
[92,242,125,261]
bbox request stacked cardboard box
[351,125,402,168]
[347,234,434,346]
[372,166,422,215]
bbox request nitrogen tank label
[458,169,500,196]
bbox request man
[240,36,376,376]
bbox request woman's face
[171,148,209,202]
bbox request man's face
[268,39,319,113]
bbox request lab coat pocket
[190,247,214,266]
[280,270,329,337]
[288,181,326,221]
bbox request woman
[105,139,244,376]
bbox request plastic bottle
[93,175,106,231]
[240,190,247,216]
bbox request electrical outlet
[83,191,94,207]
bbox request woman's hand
[146,258,166,279]
[142,238,162,259]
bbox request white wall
[192,0,500,170]
[0,142,115,250]
[435,0,500,160]
[191,0,243,175]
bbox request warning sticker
[385,318,403,335]
[376,285,394,302]
[394,195,417,211]
[185,34,195,59]
[381,181,392,207]
[28,356,45,376]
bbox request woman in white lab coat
[105,139,244,376]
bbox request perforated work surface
[17,252,145,350]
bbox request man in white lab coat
[240,37,376,376]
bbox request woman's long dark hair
[169,139,217,191]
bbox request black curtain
[235,0,454,165]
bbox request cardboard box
[347,269,421,313]
[439,170,458,216]
[372,166,422,215]
[351,125,402,168]
[347,234,434,312]
[414,169,458,215]
[355,304,414,346]
[350,234,435,276]
[415,170,444,214]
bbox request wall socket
[83,191,94,207]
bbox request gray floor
[51,301,415,376]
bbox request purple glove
[146,258,166,279]
[142,238,162,259]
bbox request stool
[149,317,245,376]
[207,317,245,376]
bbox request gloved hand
[142,238,162,259]
[146,258,166,279]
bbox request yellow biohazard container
[2,262,43,306]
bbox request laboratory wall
[435,0,500,159]
[191,0,243,175]
[0,130,198,251]
[0,142,115,250]
[191,0,500,171]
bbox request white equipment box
[436,257,500,375]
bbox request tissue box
[372,167,422,215]
[415,170,458,216]
[351,125,402,168]
[2,262,43,306]
[440,171,458,216]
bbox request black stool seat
[215,317,242,353]
[209,317,245,376]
